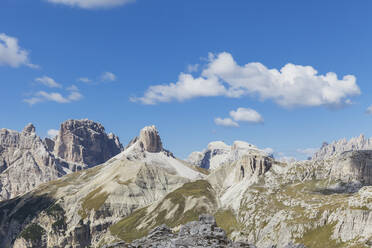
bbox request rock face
[138,125,163,153]
[313,134,372,160]
[330,150,372,185]
[128,215,256,248]
[187,141,271,170]
[0,124,82,201]
[0,120,123,202]
[53,119,123,166]
[0,125,205,248]
[4,127,372,248]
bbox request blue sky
[0,0,371,160]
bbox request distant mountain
[187,140,271,170]
[2,126,372,247]
[0,125,205,247]
[313,134,372,160]
[53,119,123,166]
[0,119,123,201]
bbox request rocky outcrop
[313,134,372,160]
[329,150,372,185]
[0,120,123,202]
[128,215,255,248]
[0,124,82,201]
[0,125,205,248]
[188,141,271,170]
[138,125,163,153]
[53,119,123,166]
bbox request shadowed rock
[53,119,123,166]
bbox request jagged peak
[207,141,229,150]
[138,125,163,153]
[232,140,257,150]
[313,133,372,160]
[23,123,36,134]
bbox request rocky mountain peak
[188,140,269,170]
[54,119,123,166]
[138,125,163,153]
[22,123,36,134]
[313,134,372,160]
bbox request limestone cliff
[0,120,123,202]
[0,124,82,201]
[53,119,123,166]
[187,140,272,170]
[313,134,372,160]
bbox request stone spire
[138,125,163,153]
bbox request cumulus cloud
[101,72,117,82]
[131,73,226,104]
[0,33,37,68]
[35,76,62,88]
[214,117,239,127]
[366,105,372,115]
[24,86,83,105]
[47,129,59,138]
[229,107,263,123]
[133,52,360,108]
[215,107,263,127]
[46,0,135,9]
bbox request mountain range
[1,120,372,248]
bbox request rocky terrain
[187,140,272,170]
[53,119,123,166]
[107,214,256,248]
[1,126,372,247]
[313,134,372,160]
[0,119,122,201]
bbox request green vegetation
[46,203,64,217]
[14,194,54,222]
[52,218,67,232]
[19,223,45,242]
[190,166,210,175]
[110,180,217,242]
[46,203,67,233]
[78,186,109,219]
[109,207,149,242]
[297,223,340,248]
[215,209,240,236]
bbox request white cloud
[131,73,226,104]
[296,148,318,157]
[0,33,37,68]
[47,129,59,138]
[101,72,117,82]
[133,52,360,108]
[35,76,62,88]
[214,117,239,127]
[215,107,263,127]
[46,0,135,9]
[229,107,263,123]
[366,105,372,115]
[77,77,91,83]
[24,86,83,105]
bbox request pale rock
[53,119,123,166]
[313,134,372,160]
[188,140,269,170]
